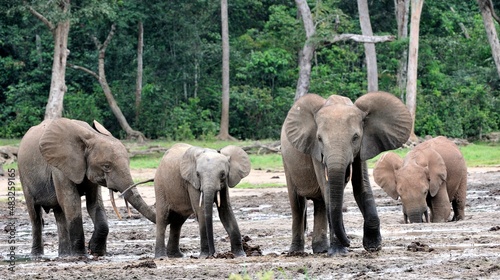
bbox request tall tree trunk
[395,0,410,99]
[135,21,144,122]
[357,0,378,92]
[28,1,71,120]
[405,0,424,142]
[294,0,316,101]
[477,0,500,79]
[217,0,235,140]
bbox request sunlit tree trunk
[477,0,500,79]
[135,21,144,122]
[217,0,235,140]
[294,0,316,101]
[28,1,71,120]
[405,0,424,142]
[395,0,410,99]
[357,0,378,92]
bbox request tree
[217,0,235,140]
[477,0,500,79]
[71,24,145,142]
[27,0,71,120]
[135,21,144,122]
[294,0,316,101]
[395,0,410,99]
[357,0,378,92]
[405,0,424,142]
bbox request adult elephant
[154,143,251,258]
[281,92,412,256]
[18,118,156,257]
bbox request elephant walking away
[154,143,251,258]
[18,118,156,257]
[374,136,467,223]
[281,92,412,256]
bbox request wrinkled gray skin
[18,118,156,257]
[281,92,412,256]
[154,143,251,258]
[374,136,467,223]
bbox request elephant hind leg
[53,207,71,256]
[166,212,188,258]
[27,202,44,257]
[288,188,307,253]
[155,209,171,258]
[451,178,467,221]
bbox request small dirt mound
[123,259,157,269]
[286,251,310,257]
[407,242,434,252]
[489,225,500,231]
[242,235,263,256]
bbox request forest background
[1,0,499,141]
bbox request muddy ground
[1,167,499,279]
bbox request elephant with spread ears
[373,136,467,223]
[18,118,156,257]
[281,91,412,256]
[154,143,251,258]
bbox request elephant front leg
[351,160,381,252]
[53,207,71,256]
[85,185,109,256]
[218,189,245,257]
[311,198,328,253]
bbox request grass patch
[459,142,500,167]
[0,139,20,146]
[249,154,283,171]
[235,182,285,189]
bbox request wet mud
[1,169,499,279]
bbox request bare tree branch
[26,4,54,31]
[486,0,500,24]
[326,34,395,44]
[68,64,99,80]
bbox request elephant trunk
[203,191,216,257]
[122,188,156,223]
[406,209,428,224]
[328,163,351,249]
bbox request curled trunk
[122,188,156,223]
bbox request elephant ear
[354,91,412,161]
[283,94,326,161]
[180,146,205,190]
[219,145,251,187]
[416,148,447,197]
[92,120,113,136]
[373,152,403,200]
[39,118,95,184]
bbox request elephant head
[180,145,250,255]
[38,118,156,223]
[283,91,411,250]
[374,147,447,223]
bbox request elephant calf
[374,136,467,223]
[154,143,251,258]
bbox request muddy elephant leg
[429,185,451,222]
[166,212,188,258]
[351,160,381,252]
[311,198,328,253]
[218,188,245,257]
[53,207,71,256]
[288,185,307,253]
[85,185,109,256]
[53,174,86,256]
[26,199,44,257]
[451,179,467,221]
[155,209,169,258]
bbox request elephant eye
[196,171,200,178]
[102,164,111,172]
[352,133,360,143]
[220,172,226,181]
[318,135,323,142]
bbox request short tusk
[109,189,122,220]
[217,191,221,208]
[125,199,132,218]
[199,192,203,208]
[324,166,328,181]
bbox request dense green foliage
[1,0,499,140]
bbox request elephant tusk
[424,210,430,223]
[199,192,203,208]
[217,191,221,208]
[324,166,328,181]
[109,189,122,220]
[125,199,132,218]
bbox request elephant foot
[312,236,329,254]
[198,251,214,259]
[232,247,246,258]
[288,241,305,254]
[327,238,349,256]
[167,250,184,258]
[363,226,382,252]
[155,247,167,258]
[88,242,106,256]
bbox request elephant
[18,118,156,257]
[154,143,251,258]
[373,136,467,223]
[281,91,412,256]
